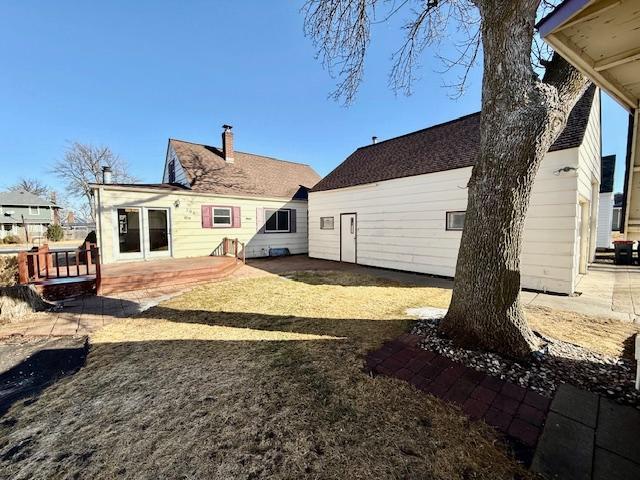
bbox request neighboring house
[596,155,615,249]
[0,190,59,241]
[92,125,321,263]
[309,86,600,295]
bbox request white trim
[90,183,310,204]
[29,206,40,215]
[113,207,144,261]
[144,208,172,259]
[212,207,232,227]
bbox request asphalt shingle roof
[313,85,596,192]
[0,190,56,207]
[170,140,321,200]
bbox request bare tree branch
[8,178,50,197]
[50,142,138,220]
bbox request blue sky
[0,1,629,198]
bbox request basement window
[265,209,290,233]
[320,217,334,230]
[446,211,465,231]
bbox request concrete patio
[521,263,640,323]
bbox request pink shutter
[201,205,212,228]
[232,206,241,228]
[256,207,265,233]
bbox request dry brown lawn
[525,305,639,359]
[0,271,530,480]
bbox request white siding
[95,187,309,264]
[309,147,583,295]
[597,192,613,248]
[576,89,602,272]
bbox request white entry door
[144,208,171,259]
[340,213,357,263]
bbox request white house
[92,125,320,264]
[596,155,616,249]
[309,86,601,295]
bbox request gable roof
[169,139,321,200]
[600,155,616,193]
[313,85,596,192]
[0,190,57,207]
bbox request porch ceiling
[539,0,640,111]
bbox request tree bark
[440,0,589,358]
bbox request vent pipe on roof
[372,136,378,144]
[222,124,234,164]
[102,166,113,184]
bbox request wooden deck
[98,256,241,295]
[19,238,245,299]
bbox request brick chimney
[67,211,75,225]
[222,124,234,164]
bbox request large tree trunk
[440,1,588,358]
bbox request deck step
[98,259,241,295]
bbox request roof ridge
[169,137,313,168]
[356,111,481,151]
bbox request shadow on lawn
[134,305,411,342]
[0,338,88,417]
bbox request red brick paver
[366,334,550,448]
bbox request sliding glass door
[114,207,171,261]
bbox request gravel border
[409,314,639,409]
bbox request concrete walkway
[520,264,639,323]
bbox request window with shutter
[202,205,241,228]
[264,208,291,233]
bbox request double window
[265,209,291,233]
[446,211,466,231]
[29,206,40,215]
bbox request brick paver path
[0,285,192,339]
[366,333,551,449]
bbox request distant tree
[9,178,49,197]
[303,0,588,358]
[51,142,137,220]
[46,224,64,242]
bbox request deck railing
[17,242,101,285]
[212,237,246,263]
